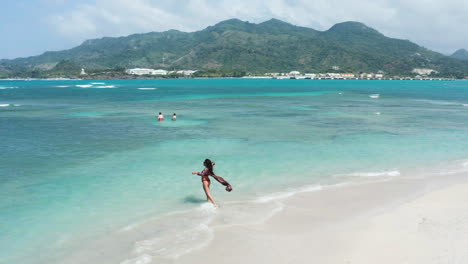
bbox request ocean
[1,79,468,264]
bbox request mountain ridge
[1,18,467,77]
[451,49,468,61]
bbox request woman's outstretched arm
[192,168,208,176]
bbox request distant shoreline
[0,77,463,81]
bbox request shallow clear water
[1,79,468,263]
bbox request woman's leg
[202,180,218,207]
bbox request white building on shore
[341,73,355,79]
[289,71,301,77]
[126,68,197,76]
[126,68,168,75]
[326,73,343,79]
[176,70,197,76]
[412,68,438,76]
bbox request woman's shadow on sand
[183,195,206,204]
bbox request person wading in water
[192,159,232,207]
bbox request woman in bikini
[192,159,232,207]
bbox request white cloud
[47,0,468,53]
[48,0,189,40]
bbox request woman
[172,113,177,121]
[157,112,164,121]
[192,159,232,207]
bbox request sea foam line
[255,185,323,203]
[345,170,401,177]
[0,104,20,107]
[95,85,116,88]
[416,99,464,106]
[121,203,217,264]
[138,88,157,90]
[0,86,18,89]
[120,254,152,264]
[463,160,468,167]
[431,158,468,176]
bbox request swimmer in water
[157,112,164,121]
[172,113,177,121]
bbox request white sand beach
[176,172,468,264]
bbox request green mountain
[451,49,468,61]
[1,18,468,77]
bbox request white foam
[256,191,296,203]
[346,170,401,177]
[369,94,380,99]
[95,85,116,88]
[0,86,18,89]
[119,201,219,263]
[463,104,468,107]
[120,221,143,232]
[138,88,156,90]
[119,205,215,233]
[255,185,323,203]
[120,254,152,264]
[375,112,381,115]
[438,161,468,175]
[462,160,468,168]
[55,85,70,88]
[416,99,461,106]
[76,85,93,88]
[196,202,218,213]
[0,103,18,107]
[91,82,105,85]
[130,222,214,260]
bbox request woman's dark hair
[204,159,214,175]
[159,112,162,115]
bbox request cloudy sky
[1,0,467,59]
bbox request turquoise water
[1,79,468,263]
